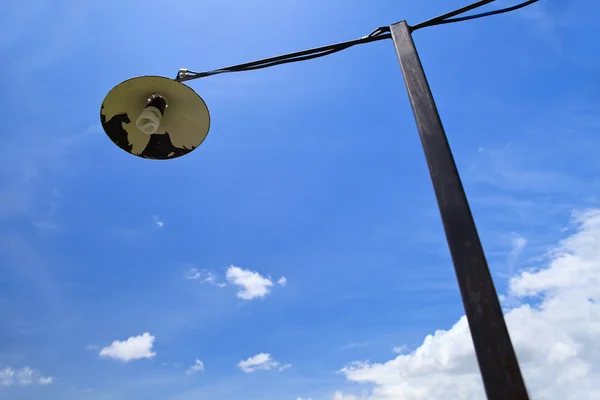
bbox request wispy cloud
[32,187,61,232]
[392,345,408,354]
[515,0,557,31]
[0,367,53,386]
[153,215,164,228]
[99,332,156,362]
[467,109,600,200]
[38,376,53,385]
[185,360,205,375]
[3,0,96,73]
[237,353,290,373]
[0,123,100,222]
[507,232,527,276]
[277,276,288,286]
[331,392,363,400]
[162,362,183,369]
[185,268,226,287]
[471,147,590,195]
[341,342,369,351]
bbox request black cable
[412,0,540,30]
[368,26,391,37]
[442,0,539,23]
[176,32,390,82]
[411,0,496,31]
[237,47,351,71]
[175,0,541,82]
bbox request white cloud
[331,392,363,400]
[0,368,14,386]
[338,209,600,399]
[185,268,226,287]
[185,268,202,280]
[511,233,527,254]
[39,376,53,385]
[153,214,164,228]
[185,359,205,375]
[0,367,53,386]
[392,345,408,354]
[237,353,289,373]
[99,332,156,362]
[278,363,292,371]
[507,232,527,275]
[226,265,273,300]
[277,276,288,286]
[341,342,369,350]
[16,367,34,385]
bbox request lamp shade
[100,75,210,160]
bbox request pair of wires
[175,0,540,82]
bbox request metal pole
[390,21,529,400]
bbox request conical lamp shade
[100,75,210,160]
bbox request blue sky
[1,1,600,399]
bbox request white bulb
[135,106,163,135]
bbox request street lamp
[100,1,540,398]
[101,76,210,159]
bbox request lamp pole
[390,21,529,400]
[101,1,540,398]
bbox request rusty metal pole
[390,20,529,400]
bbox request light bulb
[135,95,168,135]
[136,106,162,135]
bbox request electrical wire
[176,30,390,82]
[412,0,540,31]
[175,0,541,82]
[411,0,496,31]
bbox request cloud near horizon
[336,209,600,400]
[0,367,53,386]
